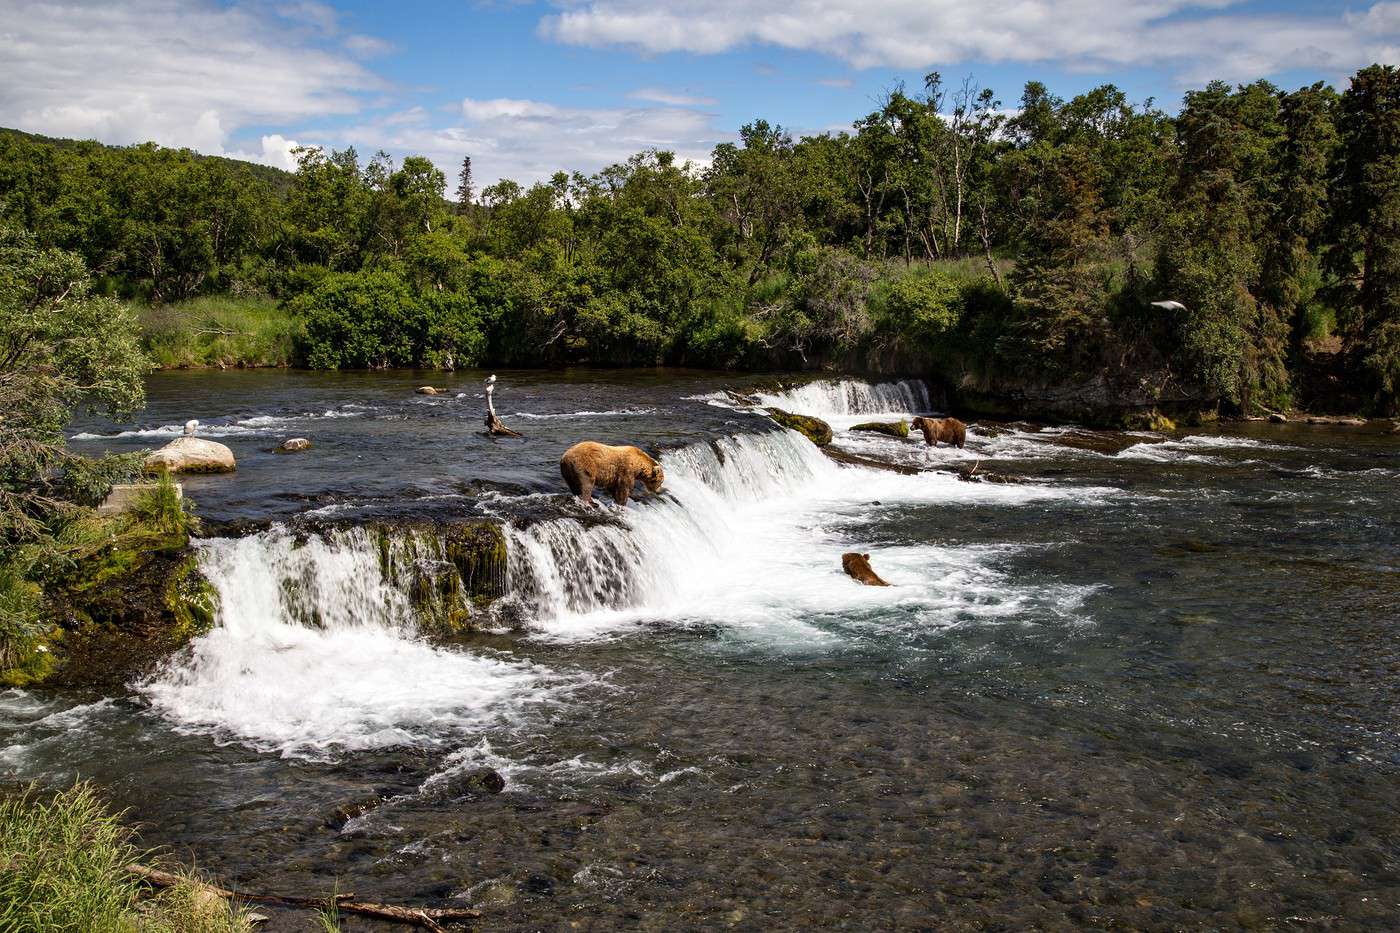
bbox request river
[3,369,1399,929]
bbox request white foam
[1114,434,1286,465]
[507,428,1113,644]
[512,408,656,420]
[140,529,573,759]
[71,405,371,441]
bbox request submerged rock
[956,467,1023,484]
[724,388,761,407]
[822,446,922,475]
[276,437,313,453]
[850,420,910,438]
[1048,430,1160,456]
[422,767,506,801]
[325,794,388,829]
[767,408,833,446]
[1303,415,1367,426]
[144,436,236,474]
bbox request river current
[3,369,1399,929]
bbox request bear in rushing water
[560,441,665,506]
[912,416,967,449]
[842,552,891,586]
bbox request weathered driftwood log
[485,412,522,437]
[484,379,522,436]
[126,864,480,932]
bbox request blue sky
[2,1,1397,188]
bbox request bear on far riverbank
[912,416,967,449]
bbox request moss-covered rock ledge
[1,490,217,689]
[368,518,508,637]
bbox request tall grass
[872,254,1014,286]
[0,783,252,932]
[138,296,300,369]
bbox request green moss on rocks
[371,519,508,637]
[850,420,910,438]
[768,408,833,446]
[12,519,220,687]
[165,554,220,642]
[1120,410,1177,432]
[0,626,61,687]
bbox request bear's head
[643,461,665,493]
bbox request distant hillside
[0,126,296,194]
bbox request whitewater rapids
[141,379,1115,757]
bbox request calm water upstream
[3,369,1399,930]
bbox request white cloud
[460,98,563,121]
[277,0,340,34]
[540,1,1400,83]
[0,0,382,158]
[317,96,729,191]
[627,87,718,106]
[817,77,854,89]
[225,134,305,171]
[344,33,396,58]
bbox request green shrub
[54,452,146,509]
[872,266,961,346]
[291,270,485,369]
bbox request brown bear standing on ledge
[842,552,891,586]
[559,441,665,506]
[911,416,967,449]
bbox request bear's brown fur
[842,552,890,586]
[559,441,664,506]
[911,416,967,449]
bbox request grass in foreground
[0,783,252,932]
[139,295,300,369]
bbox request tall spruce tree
[455,155,474,212]
[1328,65,1400,413]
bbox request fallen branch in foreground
[127,864,480,931]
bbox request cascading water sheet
[141,528,567,758]
[505,427,1113,643]
[754,377,931,417]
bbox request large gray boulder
[144,436,236,474]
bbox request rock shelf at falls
[4,367,1399,929]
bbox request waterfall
[504,429,836,624]
[755,378,931,417]
[141,526,557,759]
[142,421,1109,751]
[504,424,1111,642]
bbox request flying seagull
[183,419,199,436]
[1151,300,1187,312]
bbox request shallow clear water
[5,369,1400,929]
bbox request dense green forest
[3,65,1400,416]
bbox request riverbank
[139,296,299,370]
